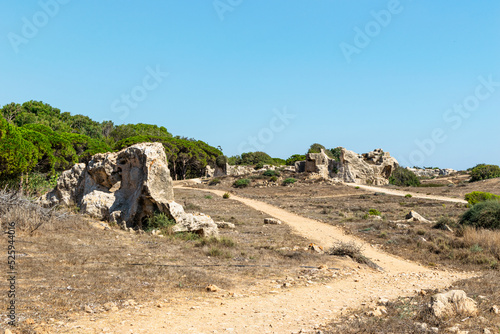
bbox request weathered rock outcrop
[295,148,398,185]
[406,167,457,178]
[430,290,478,319]
[43,142,218,236]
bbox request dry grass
[463,227,500,260]
[0,189,338,332]
[322,271,500,333]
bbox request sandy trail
[65,186,471,334]
[345,183,467,204]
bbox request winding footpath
[65,184,472,334]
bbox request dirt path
[345,183,467,204]
[64,186,471,334]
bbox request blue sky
[1,1,499,170]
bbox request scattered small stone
[216,221,236,229]
[378,298,389,306]
[490,305,499,314]
[308,243,324,253]
[264,218,282,225]
[103,302,116,311]
[318,264,328,270]
[84,305,93,313]
[206,284,220,292]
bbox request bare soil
[2,174,499,333]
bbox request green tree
[469,164,500,182]
[0,116,38,177]
[286,154,306,166]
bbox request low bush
[469,164,500,182]
[233,178,250,188]
[464,191,500,205]
[270,176,278,182]
[222,192,230,199]
[389,167,420,187]
[328,242,381,270]
[459,200,500,230]
[282,178,297,185]
[263,169,280,177]
[405,194,412,198]
[143,212,175,232]
[368,209,381,216]
[208,178,221,186]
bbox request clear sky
[1,1,499,170]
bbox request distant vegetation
[469,164,500,182]
[228,151,284,167]
[465,191,500,205]
[0,101,223,190]
[460,200,500,230]
[285,154,306,166]
[388,167,421,187]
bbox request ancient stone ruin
[295,148,399,185]
[43,142,218,236]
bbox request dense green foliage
[286,154,306,166]
[228,151,284,166]
[388,167,421,187]
[233,178,250,188]
[283,177,297,185]
[308,143,335,159]
[308,143,326,154]
[262,169,280,177]
[459,200,500,230]
[465,191,500,205]
[329,147,342,161]
[469,164,500,182]
[0,101,222,184]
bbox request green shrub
[143,212,175,232]
[209,178,221,186]
[204,195,213,199]
[233,178,250,188]
[282,178,297,185]
[465,191,500,205]
[459,200,500,230]
[469,164,500,182]
[263,169,280,177]
[368,209,381,216]
[389,167,421,187]
[405,194,412,198]
[270,176,278,182]
[329,147,342,161]
[254,162,264,170]
[222,192,230,199]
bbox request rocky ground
[1,173,499,333]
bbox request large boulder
[336,148,398,185]
[43,142,218,236]
[430,290,478,319]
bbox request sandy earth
[344,183,468,204]
[61,185,472,334]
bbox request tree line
[0,101,222,182]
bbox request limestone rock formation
[336,148,399,185]
[295,148,398,185]
[43,142,218,235]
[430,290,478,319]
[407,167,457,178]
